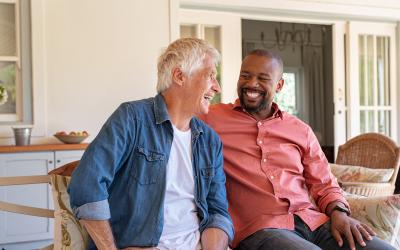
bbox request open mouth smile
[242,88,265,99]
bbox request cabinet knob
[57,159,61,163]
[49,160,53,164]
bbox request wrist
[328,203,350,217]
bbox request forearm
[80,219,117,250]
[201,227,228,250]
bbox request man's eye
[259,77,269,82]
[240,74,250,79]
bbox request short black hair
[247,49,283,76]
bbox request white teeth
[246,91,260,98]
[204,95,213,100]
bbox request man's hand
[201,227,229,250]
[330,210,376,250]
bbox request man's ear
[275,78,285,93]
[172,67,185,87]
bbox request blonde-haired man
[68,38,233,250]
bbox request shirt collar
[153,93,204,135]
[154,94,170,124]
[232,99,283,120]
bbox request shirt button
[258,122,262,126]
[288,212,292,214]
[270,175,274,179]
[263,158,267,162]
[259,140,263,144]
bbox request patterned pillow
[346,194,400,249]
[329,163,394,183]
[50,175,88,250]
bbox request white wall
[0,0,171,145]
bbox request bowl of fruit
[54,131,89,144]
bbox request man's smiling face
[237,54,283,117]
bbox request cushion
[329,163,394,183]
[51,174,88,249]
[346,194,400,249]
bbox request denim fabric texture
[236,215,395,250]
[68,94,234,249]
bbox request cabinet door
[0,152,54,245]
[54,150,85,168]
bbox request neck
[248,103,275,121]
[161,92,192,131]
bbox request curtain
[302,45,325,144]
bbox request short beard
[239,90,268,114]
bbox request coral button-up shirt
[201,100,348,248]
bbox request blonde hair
[156,38,220,93]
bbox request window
[274,68,301,117]
[0,0,32,125]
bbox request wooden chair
[0,160,84,249]
[336,132,400,197]
[0,175,54,250]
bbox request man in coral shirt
[200,49,395,250]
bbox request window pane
[359,35,365,105]
[360,110,375,133]
[205,26,221,104]
[376,36,390,106]
[0,3,16,56]
[275,72,297,115]
[367,110,374,132]
[378,110,390,136]
[205,26,221,51]
[367,35,374,106]
[0,61,16,114]
[360,110,366,133]
[180,25,196,38]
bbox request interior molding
[180,0,400,22]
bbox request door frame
[169,0,400,152]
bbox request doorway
[242,20,335,162]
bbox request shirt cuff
[205,213,234,243]
[320,193,350,215]
[73,199,111,220]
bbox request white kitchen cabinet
[0,148,85,250]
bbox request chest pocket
[131,146,165,185]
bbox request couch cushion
[329,163,394,183]
[346,194,400,249]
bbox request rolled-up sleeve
[302,128,349,214]
[204,140,234,242]
[68,103,134,220]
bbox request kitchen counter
[0,143,88,153]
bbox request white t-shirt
[158,125,201,250]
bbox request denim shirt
[68,94,234,249]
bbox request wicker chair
[335,133,400,197]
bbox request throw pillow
[329,163,394,183]
[51,174,88,250]
[347,194,400,249]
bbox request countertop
[0,143,89,153]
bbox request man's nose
[212,79,221,94]
[247,76,259,87]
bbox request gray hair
[157,38,220,93]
